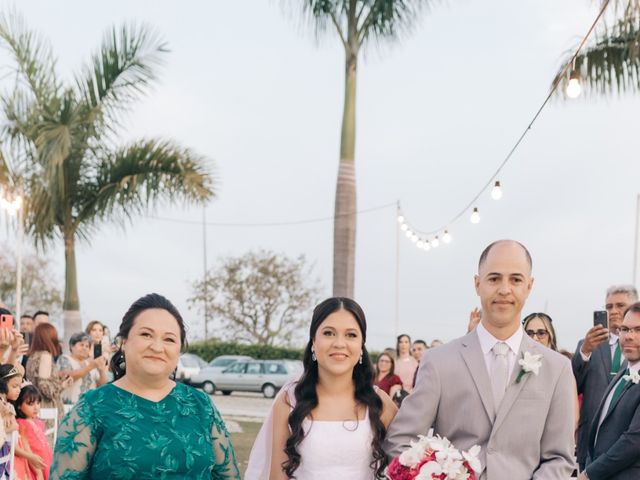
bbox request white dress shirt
[476,322,524,381]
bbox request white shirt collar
[609,333,619,346]
[476,321,524,356]
[628,360,640,375]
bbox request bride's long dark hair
[282,297,387,478]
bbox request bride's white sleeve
[245,381,296,479]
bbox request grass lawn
[230,420,262,477]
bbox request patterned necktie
[610,340,622,380]
[491,342,510,412]
[606,368,630,416]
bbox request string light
[443,230,452,243]
[566,70,581,99]
[397,215,405,223]
[401,223,409,231]
[431,236,440,248]
[491,181,503,200]
[470,208,480,224]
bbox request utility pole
[202,207,209,340]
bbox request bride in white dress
[246,297,397,479]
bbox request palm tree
[0,13,215,343]
[555,1,640,96]
[295,1,433,297]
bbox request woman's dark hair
[376,352,396,378]
[283,297,387,479]
[396,333,412,357]
[522,312,557,351]
[28,323,62,357]
[0,363,21,395]
[13,385,42,419]
[110,293,187,381]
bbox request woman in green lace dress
[50,293,240,479]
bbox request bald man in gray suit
[384,240,576,479]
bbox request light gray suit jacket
[384,330,575,480]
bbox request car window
[180,355,200,367]
[211,358,235,367]
[265,362,286,374]
[225,362,246,373]
[246,363,263,374]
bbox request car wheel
[262,383,277,399]
[222,391,232,396]
[203,381,216,395]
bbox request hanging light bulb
[443,230,452,243]
[397,215,405,223]
[432,236,440,248]
[401,223,409,231]
[470,207,480,224]
[491,181,503,200]
[410,233,418,243]
[416,239,424,248]
[423,242,431,251]
[405,230,413,239]
[566,70,581,98]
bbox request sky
[0,0,638,352]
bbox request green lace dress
[50,382,240,479]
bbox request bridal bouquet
[386,433,482,480]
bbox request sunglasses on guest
[526,329,549,339]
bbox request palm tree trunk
[63,231,81,348]
[333,50,357,298]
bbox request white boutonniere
[516,351,543,383]
[623,371,640,384]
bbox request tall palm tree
[0,13,215,343]
[296,1,432,297]
[555,1,640,96]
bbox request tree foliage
[0,244,62,317]
[554,0,640,97]
[188,250,322,346]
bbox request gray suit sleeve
[532,360,577,479]
[383,356,441,458]
[572,339,588,393]
[585,401,640,478]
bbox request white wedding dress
[245,382,376,479]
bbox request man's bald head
[478,240,532,273]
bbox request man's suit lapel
[460,331,495,422]
[599,341,612,377]
[492,335,539,433]
[588,368,628,450]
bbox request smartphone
[93,343,102,359]
[0,314,13,330]
[594,310,608,329]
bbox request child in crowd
[14,386,51,480]
[0,364,21,479]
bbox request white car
[176,353,207,383]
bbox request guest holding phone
[85,320,110,360]
[25,324,73,423]
[57,332,108,404]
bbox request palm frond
[553,8,640,97]
[75,139,215,228]
[75,23,168,129]
[0,10,59,106]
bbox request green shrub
[185,340,303,361]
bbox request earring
[118,352,126,371]
[359,352,363,365]
[311,345,317,362]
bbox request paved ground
[209,391,274,422]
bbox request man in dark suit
[573,285,638,470]
[580,302,640,479]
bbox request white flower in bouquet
[399,437,427,467]
[415,461,442,479]
[462,445,482,474]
